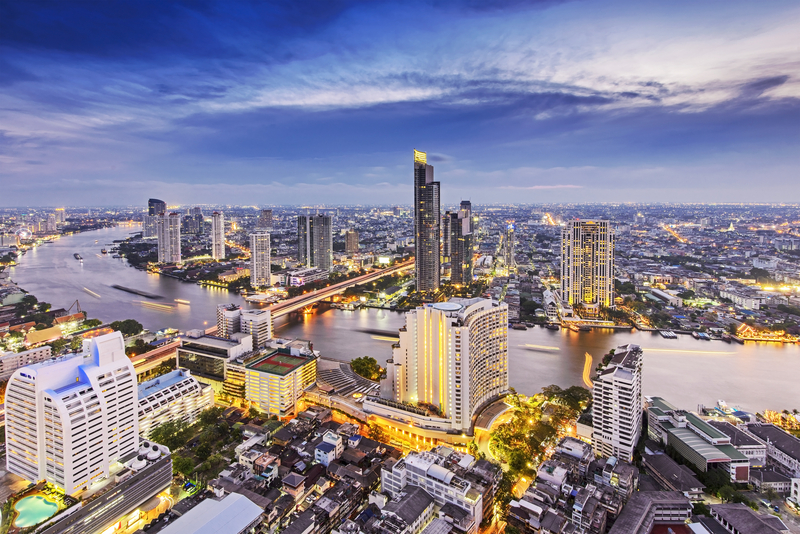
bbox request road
[269,260,415,318]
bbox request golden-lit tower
[561,219,614,314]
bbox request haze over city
[2,0,800,205]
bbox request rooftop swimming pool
[14,495,59,528]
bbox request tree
[83,318,102,328]
[109,319,144,337]
[351,356,383,381]
[199,406,224,427]
[368,422,387,443]
[195,443,212,462]
[248,405,262,419]
[718,485,735,503]
[47,338,70,354]
[173,455,195,478]
[692,502,710,516]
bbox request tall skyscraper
[250,231,271,287]
[216,303,242,338]
[55,207,66,223]
[157,212,181,263]
[561,219,615,315]
[345,229,359,255]
[447,202,474,285]
[414,150,440,292]
[258,209,273,230]
[211,211,225,260]
[5,332,138,494]
[297,214,333,271]
[382,298,508,432]
[503,222,516,272]
[148,198,166,216]
[592,344,643,463]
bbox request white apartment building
[250,231,271,287]
[157,212,182,263]
[240,309,272,348]
[217,303,242,338]
[5,332,138,494]
[211,211,225,260]
[381,449,483,533]
[0,345,51,380]
[592,344,643,463]
[137,368,214,439]
[561,219,614,314]
[380,298,508,433]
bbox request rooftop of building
[608,344,642,369]
[643,453,705,492]
[668,427,741,463]
[710,503,787,534]
[746,423,800,461]
[246,351,313,376]
[383,485,434,526]
[159,493,262,534]
[181,334,244,351]
[138,368,194,398]
[684,412,729,441]
[609,491,690,534]
[706,420,763,447]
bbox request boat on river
[73,253,83,261]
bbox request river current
[10,225,800,413]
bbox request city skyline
[1,1,799,206]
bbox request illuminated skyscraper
[503,222,516,272]
[413,150,440,292]
[297,214,333,271]
[148,198,166,216]
[449,201,473,285]
[561,219,614,315]
[250,231,271,287]
[345,229,359,255]
[382,298,508,432]
[258,209,273,230]
[211,211,225,260]
[5,332,138,494]
[157,213,181,263]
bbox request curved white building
[4,332,138,494]
[380,298,508,432]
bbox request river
[10,226,800,413]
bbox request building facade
[250,231,272,288]
[211,211,225,260]
[240,309,273,348]
[592,344,642,463]
[5,332,138,494]
[382,298,508,432]
[217,303,242,338]
[0,345,51,381]
[413,150,440,292]
[137,368,214,439]
[298,214,333,271]
[345,229,359,255]
[242,350,317,417]
[561,220,614,314]
[258,209,273,230]
[157,212,182,263]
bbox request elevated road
[270,260,415,318]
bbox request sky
[1,0,799,207]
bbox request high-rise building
[240,309,272,348]
[592,344,643,463]
[55,208,66,223]
[148,198,167,216]
[45,213,57,233]
[157,212,181,263]
[447,203,474,285]
[442,212,454,261]
[413,150,440,292]
[561,219,615,315]
[297,214,333,271]
[216,303,242,338]
[258,209,273,230]
[345,229,359,255]
[250,231,271,288]
[382,298,508,432]
[503,222,516,272]
[211,211,225,260]
[5,332,138,494]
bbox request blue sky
[1,0,798,206]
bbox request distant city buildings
[298,214,333,271]
[258,209,273,230]
[157,212,181,263]
[413,150,440,292]
[5,332,138,494]
[345,228,359,255]
[592,344,643,463]
[561,219,614,315]
[148,198,167,216]
[250,231,271,287]
[377,298,508,433]
[211,211,226,260]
